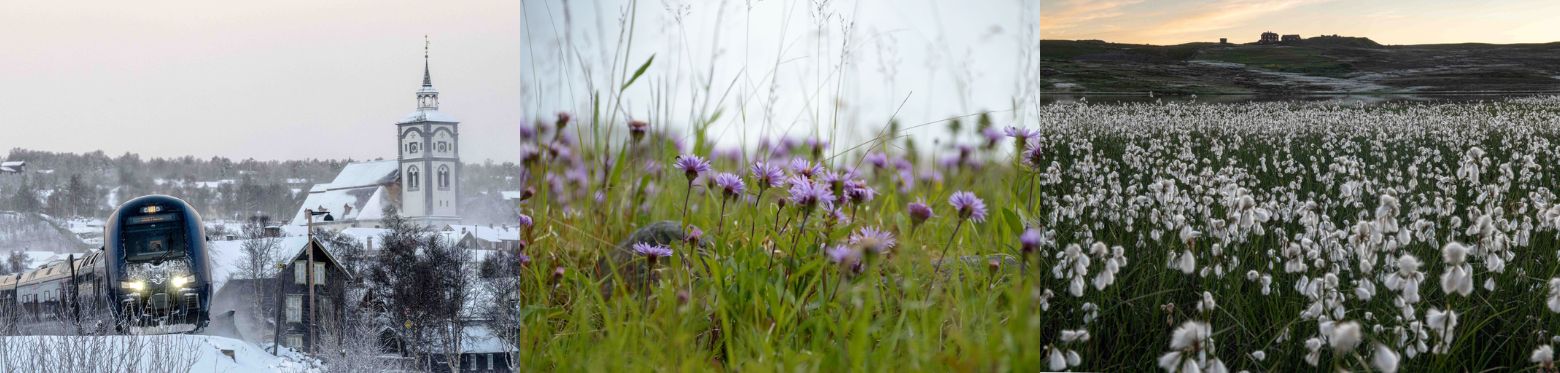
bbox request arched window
[437,165,450,190]
[407,166,420,190]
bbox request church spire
[417,35,439,110]
[422,35,433,87]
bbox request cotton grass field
[514,97,1560,371]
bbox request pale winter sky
[521,0,1040,155]
[1041,0,1560,45]
[1,1,520,163]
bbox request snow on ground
[0,335,319,372]
[63,218,105,247]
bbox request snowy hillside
[0,211,89,252]
[0,335,319,373]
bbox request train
[0,195,213,335]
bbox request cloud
[1153,0,1336,36]
[1040,0,1144,35]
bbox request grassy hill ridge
[1041,38,1560,95]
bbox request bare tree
[477,249,524,370]
[425,235,472,373]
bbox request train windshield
[121,213,187,261]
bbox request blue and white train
[0,195,213,334]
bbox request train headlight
[121,281,147,292]
[171,275,192,289]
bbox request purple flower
[713,173,746,200]
[788,179,836,211]
[1004,126,1039,140]
[823,205,850,226]
[632,242,673,258]
[518,213,533,228]
[982,127,1003,146]
[948,191,987,223]
[750,162,784,189]
[844,180,876,205]
[826,244,861,266]
[556,111,573,129]
[685,226,703,245]
[907,201,933,226]
[849,226,897,254]
[789,157,821,178]
[628,119,649,140]
[674,154,711,181]
[518,252,532,266]
[865,152,888,169]
[520,124,537,141]
[821,171,846,194]
[1025,142,1045,169]
[1020,228,1042,255]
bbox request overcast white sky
[1,1,520,162]
[521,0,1040,153]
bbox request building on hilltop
[1282,34,1302,42]
[293,41,462,229]
[1260,31,1279,44]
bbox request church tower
[397,37,461,224]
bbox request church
[291,47,461,229]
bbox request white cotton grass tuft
[1533,344,1554,364]
[1439,261,1474,297]
[1384,254,1424,303]
[1441,241,1470,265]
[1159,321,1215,372]
[1175,250,1196,274]
[1548,278,1560,313]
[1439,242,1474,297]
[1169,321,1209,350]
[1048,346,1067,371]
[1330,321,1363,353]
[1427,308,1460,354]
[1372,343,1400,373]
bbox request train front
[104,195,212,333]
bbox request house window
[436,141,450,153]
[287,334,303,349]
[407,166,421,191]
[437,165,450,190]
[285,295,302,323]
[314,262,326,284]
[487,354,494,370]
[294,261,307,284]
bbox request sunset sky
[1041,0,1560,45]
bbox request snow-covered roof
[339,227,392,249]
[289,186,389,226]
[290,161,401,226]
[457,325,514,354]
[397,108,459,124]
[445,225,521,243]
[320,161,400,190]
